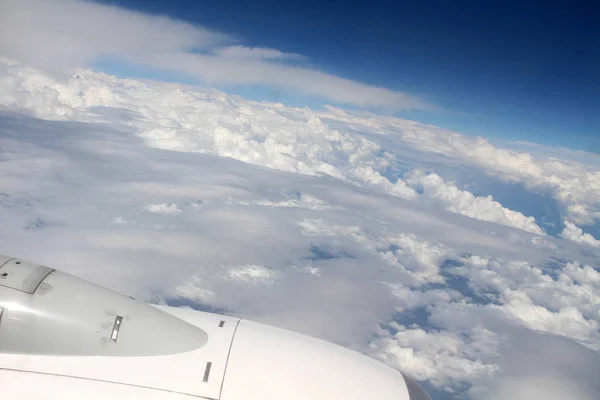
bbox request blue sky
[97,0,598,152]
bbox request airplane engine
[0,255,430,400]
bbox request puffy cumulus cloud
[402,131,600,228]
[562,261,600,285]
[367,251,600,393]
[447,256,600,346]
[371,297,600,398]
[0,0,429,110]
[319,105,600,228]
[405,170,544,234]
[370,324,500,386]
[214,45,303,60]
[561,221,600,247]
[0,60,363,180]
[353,165,418,200]
[503,303,597,343]
[0,60,550,235]
[337,109,600,237]
[297,218,450,285]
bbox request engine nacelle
[0,255,430,400]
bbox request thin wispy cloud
[214,45,304,60]
[145,52,432,109]
[0,0,432,110]
[0,0,228,74]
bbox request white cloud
[406,126,599,234]
[298,218,451,285]
[235,193,337,211]
[370,296,600,397]
[214,45,303,60]
[145,203,182,214]
[0,0,226,75]
[405,170,544,234]
[227,265,279,284]
[370,324,499,386]
[353,165,418,200]
[0,0,429,110]
[319,105,600,228]
[447,256,600,345]
[146,52,432,109]
[2,60,600,399]
[0,61,550,235]
[395,128,600,227]
[561,221,600,247]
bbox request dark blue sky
[105,0,599,152]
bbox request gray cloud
[476,328,600,400]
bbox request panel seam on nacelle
[30,269,55,294]
[218,319,241,400]
[0,368,218,399]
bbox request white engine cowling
[0,255,431,400]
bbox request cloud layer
[1,60,600,399]
[0,59,563,236]
[0,0,429,110]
